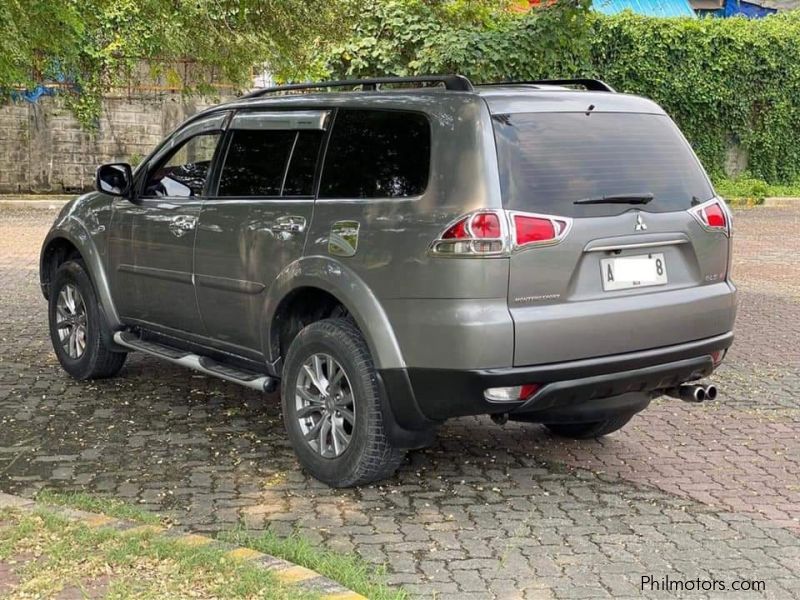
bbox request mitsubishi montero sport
[40,76,736,487]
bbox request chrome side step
[113,332,278,392]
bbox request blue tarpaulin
[10,85,58,103]
[593,0,697,17]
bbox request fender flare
[40,218,122,332]
[261,256,405,371]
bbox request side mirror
[96,163,133,198]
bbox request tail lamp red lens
[513,215,568,246]
[441,212,502,240]
[689,199,729,234]
[441,217,469,239]
[471,212,502,238]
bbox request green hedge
[327,3,800,184]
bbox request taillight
[430,210,508,257]
[510,212,572,248]
[689,198,730,235]
[429,210,572,257]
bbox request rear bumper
[378,331,733,436]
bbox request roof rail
[243,75,474,98]
[481,79,616,93]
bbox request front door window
[143,132,221,198]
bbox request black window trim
[206,108,332,201]
[316,107,433,202]
[136,111,231,201]
[138,130,225,201]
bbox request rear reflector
[689,198,730,235]
[711,349,726,366]
[484,383,541,402]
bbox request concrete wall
[0,93,231,194]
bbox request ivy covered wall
[327,3,800,183]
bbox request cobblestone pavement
[1,204,799,599]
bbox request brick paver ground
[1,204,798,599]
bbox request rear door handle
[272,215,307,234]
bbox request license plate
[601,253,667,291]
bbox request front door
[194,110,329,353]
[108,112,227,335]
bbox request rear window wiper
[574,193,654,205]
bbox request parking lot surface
[1,203,798,599]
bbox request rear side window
[320,109,430,199]
[218,130,295,197]
[492,112,714,217]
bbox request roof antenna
[585,104,595,116]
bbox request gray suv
[40,75,736,487]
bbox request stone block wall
[0,93,231,193]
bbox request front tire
[281,318,404,487]
[544,413,634,439]
[48,260,127,380]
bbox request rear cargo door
[492,111,734,366]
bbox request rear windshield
[492,112,714,217]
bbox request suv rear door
[193,110,328,354]
[491,110,735,366]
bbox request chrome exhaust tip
[666,384,707,403]
[703,384,718,401]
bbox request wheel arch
[263,257,406,373]
[40,221,122,331]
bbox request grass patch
[0,508,316,599]
[36,489,163,526]
[714,176,800,205]
[222,529,408,600]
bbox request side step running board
[113,332,278,393]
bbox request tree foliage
[0,0,353,125]
[327,4,800,184]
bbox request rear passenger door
[194,110,328,355]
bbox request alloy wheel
[55,283,88,359]
[295,353,355,458]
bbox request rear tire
[48,260,127,380]
[545,413,634,439]
[281,318,405,487]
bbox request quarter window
[320,109,430,199]
[143,132,221,198]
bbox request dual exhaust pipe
[666,383,718,403]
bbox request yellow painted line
[321,592,368,600]
[226,547,266,561]
[175,533,213,547]
[83,515,116,528]
[272,565,319,584]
